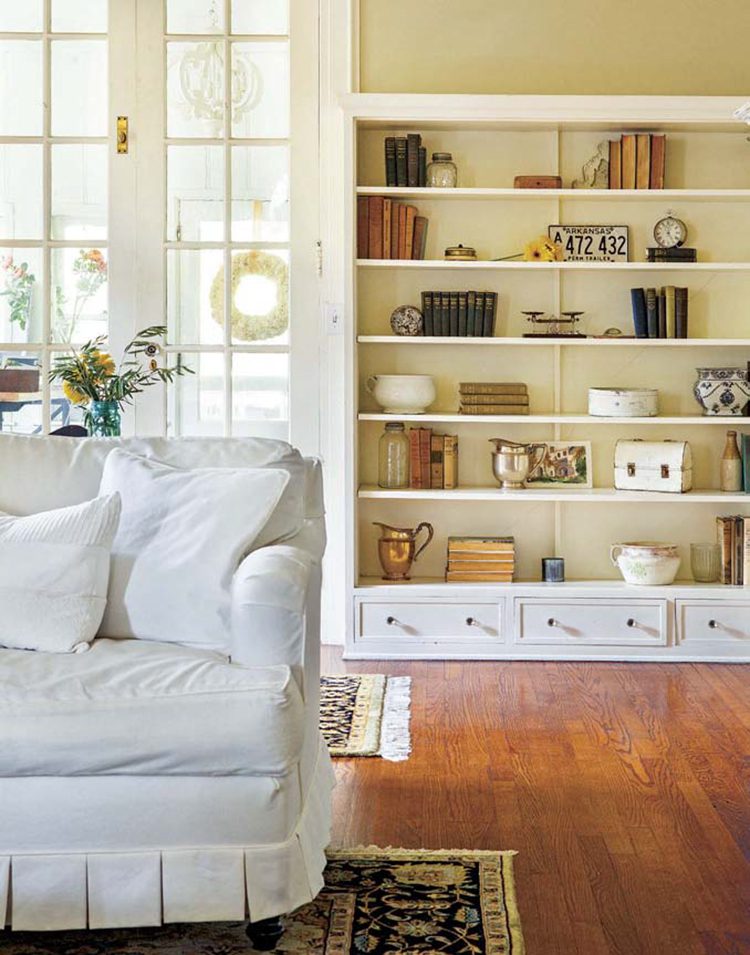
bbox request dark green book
[742,433,750,492]
[646,287,658,339]
[421,291,433,336]
[418,147,427,187]
[657,290,666,338]
[675,286,688,338]
[395,137,407,187]
[384,137,397,187]
[482,291,497,337]
[474,292,485,336]
[466,291,476,336]
[457,291,468,336]
[449,292,459,337]
[440,292,450,337]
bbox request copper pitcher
[373,521,434,581]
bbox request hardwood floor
[322,648,750,955]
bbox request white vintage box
[614,440,693,493]
[589,387,658,417]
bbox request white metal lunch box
[589,387,658,417]
[614,439,692,493]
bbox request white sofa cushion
[0,494,121,653]
[0,637,304,776]
[0,434,311,548]
[98,449,289,650]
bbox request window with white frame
[0,0,314,442]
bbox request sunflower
[523,235,562,262]
[62,380,88,405]
[89,349,116,376]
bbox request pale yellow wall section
[359,0,750,95]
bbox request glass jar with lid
[378,422,410,488]
[426,152,458,188]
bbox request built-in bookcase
[342,95,750,661]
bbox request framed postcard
[527,441,592,488]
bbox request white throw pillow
[98,449,290,651]
[0,494,121,653]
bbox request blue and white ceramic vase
[693,367,750,416]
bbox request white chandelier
[179,2,261,134]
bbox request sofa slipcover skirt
[0,738,334,931]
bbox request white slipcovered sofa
[0,434,332,948]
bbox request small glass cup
[690,543,721,583]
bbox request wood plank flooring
[322,649,750,954]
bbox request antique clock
[653,214,688,249]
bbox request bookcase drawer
[359,601,502,641]
[515,598,668,646]
[676,600,750,644]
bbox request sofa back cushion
[0,434,308,548]
[0,494,121,653]
[98,449,289,651]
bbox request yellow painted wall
[359,0,750,95]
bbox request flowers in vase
[0,256,36,330]
[55,249,109,343]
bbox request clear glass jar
[378,422,410,488]
[690,543,721,583]
[426,152,458,188]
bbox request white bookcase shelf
[343,93,750,662]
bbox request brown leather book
[404,206,417,259]
[650,134,666,189]
[419,428,431,486]
[608,140,622,189]
[447,558,515,570]
[443,435,458,489]
[356,197,369,258]
[397,204,408,259]
[446,571,514,582]
[382,199,392,261]
[367,196,384,259]
[459,404,529,415]
[460,393,529,406]
[409,428,422,488]
[412,216,428,260]
[430,433,444,489]
[717,516,733,585]
[621,134,636,189]
[390,203,401,258]
[636,134,651,189]
[459,382,527,395]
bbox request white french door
[0,0,320,451]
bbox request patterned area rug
[1,847,523,954]
[320,674,411,761]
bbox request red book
[356,197,369,258]
[390,203,401,258]
[404,205,417,259]
[409,428,422,488]
[419,428,431,489]
[382,198,392,260]
[397,204,408,259]
[412,215,428,260]
[367,196,384,260]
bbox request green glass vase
[87,400,121,437]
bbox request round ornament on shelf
[210,250,288,341]
[389,304,423,336]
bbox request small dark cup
[542,557,565,583]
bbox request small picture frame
[526,441,592,488]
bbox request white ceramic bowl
[610,541,680,586]
[365,375,436,414]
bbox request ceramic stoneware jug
[373,521,434,580]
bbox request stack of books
[742,432,750,488]
[357,196,428,260]
[630,287,688,339]
[646,247,697,263]
[717,515,750,585]
[420,291,497,337]
[384,133,427,187]
[408,428,458,489]
[459,382,529,416]
[608,133,666,189]
[446,536,515,582]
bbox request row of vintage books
[420,290,497,337]
[717,516,750,585]
[446,536,515,582]
[459,381,529,416]
[608,133,666,189]
[408,428,459,489]
[630,287,688,338]
[357,196,428,259]
[384,133,427,187]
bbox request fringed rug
[320,674,411,761]
[1,847,523,954]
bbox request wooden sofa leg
[245,916,285,950]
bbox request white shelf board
[358,413,741,425]
[357,259,750,271]
[355,577,740,595]
[358,336,750,347]
[356,186,750,201]
[358,485,750,503]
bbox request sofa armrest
[231,544,316,682]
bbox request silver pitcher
[489,438,547,489]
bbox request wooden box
[0,367,40,394]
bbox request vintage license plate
[548,225,629,262]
